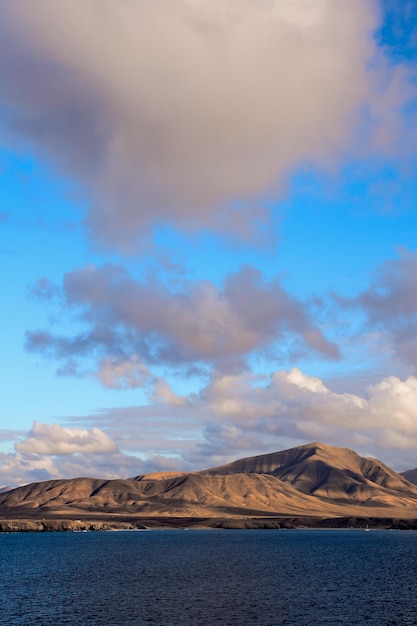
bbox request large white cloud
[0,0,410,248]
[0,422,186,488]
[45,368,417,473]
[196,368,417,467]
[15,421,118,455]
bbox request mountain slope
[0,472,348,518]
[201,442,417,505]
[2,442,417,519]
[401,468,417,485]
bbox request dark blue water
[1,529,417,625]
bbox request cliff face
[2,442,417,520]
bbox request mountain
[401,468,417,485]
[2,442,417,521]
[201,442,417,503]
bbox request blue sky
[1,0,417,487]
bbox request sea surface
[1,529,417,625]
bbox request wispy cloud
[337,248,417,371]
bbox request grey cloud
[0,450,150,488]
[0,16,106,183]
[28,277,61,301]
[95,357,154,390]
[26,264,340,374]
[1,1,409,249]
[194,423,268,462]
[25,330,96,358]
[339,248,417,370]
[77,404,204,459]
[224,267,340,359]
[0,429,27,442]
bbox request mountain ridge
[2,442,417,520]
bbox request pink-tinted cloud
[194,368,417,469]
[95,356,153,390]
[71,368,417,472]
[15,421,118,455]
[1,1,412,248]
[25,264,340,375]
[4,366,417,487]
[0,422,186,488]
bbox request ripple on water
[1,529,417,625]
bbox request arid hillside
[401,467,417,485]
[2,442,417,520]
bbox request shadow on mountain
[2,442,417,521]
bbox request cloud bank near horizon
[3,367,417,487]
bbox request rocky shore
[2,516,417,532]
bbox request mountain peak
[2,442,417,520]
[297,441,358,456]
[200,441,361,477]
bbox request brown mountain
[201,442,417,504]
[2,442,417,520]
[401,468,417,485]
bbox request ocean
[1,529,417,625]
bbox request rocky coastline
[2,515,417,532]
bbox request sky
[1,0,417,488]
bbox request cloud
[0,448,164,489]
[0,422,186,488]
[28,277,61,301]
[339,248,417,370]
[25,264,340,374]
[0,451,59,487]
[0,429,27,442]
[94,356,188,405]
[15,421,118,455]
[4,367,417,487]
[191,368,417,469]
[60,368,417,473]
[379,1,417,63]
[1,0,411,248]
[96,356,153,390]
[153,379,188,407]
